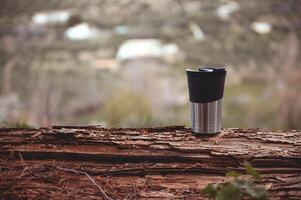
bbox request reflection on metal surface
[191,99,222,134]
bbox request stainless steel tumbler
[186,67,227,134]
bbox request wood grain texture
[0,126,300,199]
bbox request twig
[175,163,200,175]
[124,176,149,200]
[18,152,27,166]
[0,168,12,186]
[56,166,114,200]
[48,160,56,176]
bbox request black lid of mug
[186,67,227,103]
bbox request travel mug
[186,67,227,134]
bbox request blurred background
[0,0,300,129]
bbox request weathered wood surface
[0,126,300,199]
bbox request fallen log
[0,126,300,199]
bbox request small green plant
[103,89,154,127]
[1,120,34,128]
[202,162,267,200]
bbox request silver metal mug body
[191,99,222,134]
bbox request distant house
[216,1,240,20]
[64,23,100,40]
[116,39,180,63]
[251,22,272,34]
[32,10,71,25]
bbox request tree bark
[0,126,300,199]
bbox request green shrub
[103,89,153,127]
[203,162,267,200]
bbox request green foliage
[1,120,34,128]
[244,161,260,180]
[226,171,243,179]
[103,89,154,127]
[202,183,219,199]
[216,183,242,200]
[202,162,267,200]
